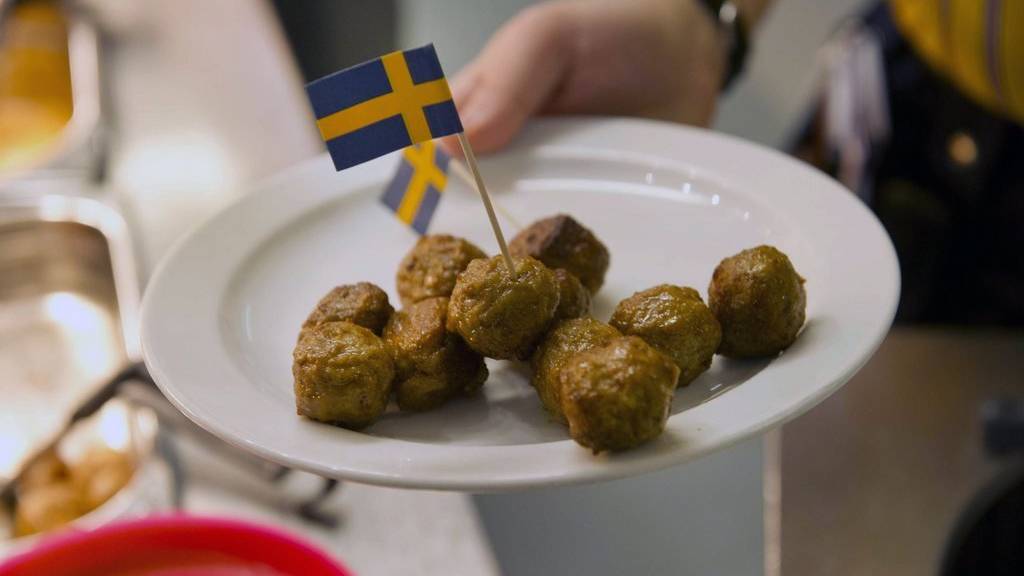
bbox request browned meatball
[560,336,679,453]
[610,284,722,386]
[383,297,488,411]
[709,245,807,357]
[302,282,393,335]
[396,234,487,306]
[14,483,83,537]
[447,255,560,360]
[530,317,620,423]
[293,321,395,429]
[552,268,591,320]
[18,450,69,491]
[69,447,134,512]
[509,214,610,293]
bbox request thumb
[441,5,573,156]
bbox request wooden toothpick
[456,132,515,272]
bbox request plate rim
[141,117,899,491]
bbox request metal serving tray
[0,193,139,483]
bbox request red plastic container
[0,515,351,576]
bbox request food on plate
[397,234,487,307]
[69,447,135,512]
[610,284,722,386]
[293,321,395,429]
[18,449,68,491]
[509,214,610,294]
[530,317,621,422]
[708,245,807,357]
[288,215,810,456]
[560,336,679,452]
[12,448,136,537]
[13,483,83,537]
[552,268,591,321]
[447,255,560,360]
[383,297,488,411]
[302,282,394,336]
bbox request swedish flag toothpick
[305,44,462,171]
[306,43,515,268]
[381,142,449,234]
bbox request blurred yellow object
[11,445,135,537]
[17,449,69,491]
[69,446,135,512]
[890,0,1024,124]
[0,0,73,172]
[13,483,83,537]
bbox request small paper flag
[381,141,450,234]
[305,44,463,171]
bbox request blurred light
[59,399,133,463]
[44,291,119,382]
[97,402,130,452]
[0,422,30,479]
[117,132,234,193]
[948,131,978,167]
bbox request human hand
[443,0,754,155]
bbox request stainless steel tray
[0,193,139,482]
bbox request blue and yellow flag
[381,141,450,234]
[305,44,463,171]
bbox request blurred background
[1,0,1021,574]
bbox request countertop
[781,326,1024,575]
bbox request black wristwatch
[697,0,749,91]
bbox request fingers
[441,3,574,155]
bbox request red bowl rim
[0,514,351,576]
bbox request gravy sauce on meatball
[509,214,610,294]
[397,234,487,306]
[447,255,560,360]
[384,297,488,411]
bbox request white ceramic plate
[141,118,898,491]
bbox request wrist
[732,0,773,28]
[680,0,729,91]
[693,0,751,90]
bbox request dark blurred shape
[780,328,1024,575]
[271,0,397,83]
[940,465,1024,576]
[940,398,1024,576]
[792,3,1024,326]
[983,398,1024,458]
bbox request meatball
[560,336,679,453]
[302,282,393,335]
[14,483,83,537]
[397,234,487,306]
[553,268,591,320]
[509,214,610,294]
[610,284,722,386]
[19,450,69,490]
[530,317,620,423]
[69,447,134,512]
[293,321,395,429]
[383,297,488,411]
[708,245,807,358]
[447,255,560,360]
